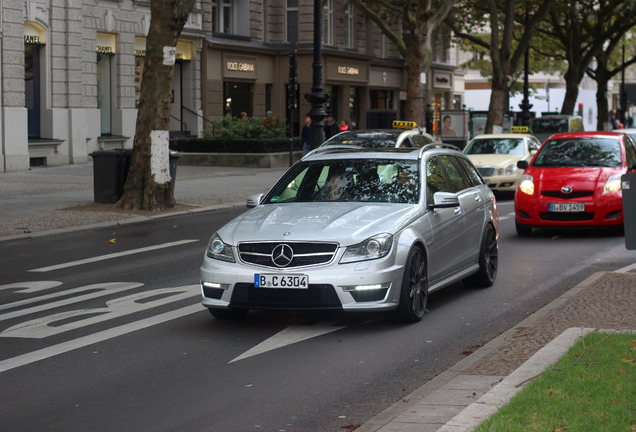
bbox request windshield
[532,117,568,134]
[265,159,420,204]
[465,138,525,155]
[533,137,622,168]
[322,131,403,148]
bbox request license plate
[254,274,308,289]
[548,203,585,212]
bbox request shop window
[266,84,272,114]
[344,2,354,48]
[370,90,395,110]
[97,53,113,135]
[322,0,333,46]
[286,0,298,43]
[25,44,41,138]
[223,82,253,118]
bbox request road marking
[0,282,143,320]
[1,285,199,338]
[0,303,203,373]
[230,321,346,363]
[28,239,198,272]
[0,281,62,293]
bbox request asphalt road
[1,199,634,432]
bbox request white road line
[230,321,346,363]
[29,239,198,272]
[0,303,203,373]
[0,282,143,319]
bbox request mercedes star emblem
[272,243,294,267]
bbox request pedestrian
[302,116,311,155]
[324,114,339,140]
[339,119,349,132]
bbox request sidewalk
[1,162,635,431]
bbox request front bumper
[515,194,623,227]
[200,253,406,312]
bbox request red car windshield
[533,137,622,168]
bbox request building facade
[2,0,462,172]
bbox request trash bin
[169,150,179,183]
[90,149,132,203]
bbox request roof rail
[420,142,460,152]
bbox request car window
[624,135,636,168]
[411,134,436,147]
[464,138,525,155]
[265,159,420,204]
[322,131,401,148]
[532,117,569,134]
[533,137,622,168]
[426,156,451,203]
[438,155,470,192]
[456,156,484,187]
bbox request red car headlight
[518,174,534,195]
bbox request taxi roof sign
[393,120,417,129]
[511,126,529,133]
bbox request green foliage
[203,114,287,140]
[475,332,636,432]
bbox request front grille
[238,242,338,269]
[542,190,594,199]
[476,167,495,177]
[230,283,342,309]
[539,212,594,221]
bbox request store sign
[338,66,359,76]
[433,71,452,90]
[24,35,42,44]
[24,22,46,45]
[96,46,113,54]
[96,33,116,54]
[226,61,255,72]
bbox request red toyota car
[514,131,636,235]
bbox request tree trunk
[403,35,429,128]
[595,68,610,130]
[118,0,195,211]
[561,67,581,115]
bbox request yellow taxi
[463,127,541,192]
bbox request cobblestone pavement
[462,271,636,377]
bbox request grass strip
[475,331,636,432]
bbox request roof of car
[543,131,623,140]
[304,143,460,161]
[470,133,535,140]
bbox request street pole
[621,44,627,126]
[288,42,298,166]
[304,0,328,150]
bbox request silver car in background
[200,145,498,323]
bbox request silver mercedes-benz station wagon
[200,145,498,323]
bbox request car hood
[466,154,526,168]
[218,202,420,246]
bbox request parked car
[463,131,542,192]
[531,115,584,143]
[201,145,499,323]
[514,131,636,235]
[317,121,437,151]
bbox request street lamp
[304,0,329,150]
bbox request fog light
[201,281,229,290]
[342,282,391,292]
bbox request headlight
[340,234,393,264]
[206,233,235,262]
[518,174,534,195]
[505,164,517,175]
[603,174,622,194]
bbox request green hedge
[169,137,302,153]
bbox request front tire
[395,247,428,323]
[465,223,498,287]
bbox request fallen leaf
[549,391,552,396]
[554,428,569,432]
[530,413,538,419]
[341,424,360,430]
[462,350,474,355]
[173,225,178,229]
[621,359,635,363]
[108,238,116,243]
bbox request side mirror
[517,160,529,170]
[431,191,459,208]
[246,193,264,208]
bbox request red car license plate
[548,203,585,212]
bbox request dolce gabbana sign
[223,55,257,79]
[327,59,367,82]
[338,66,359,76]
